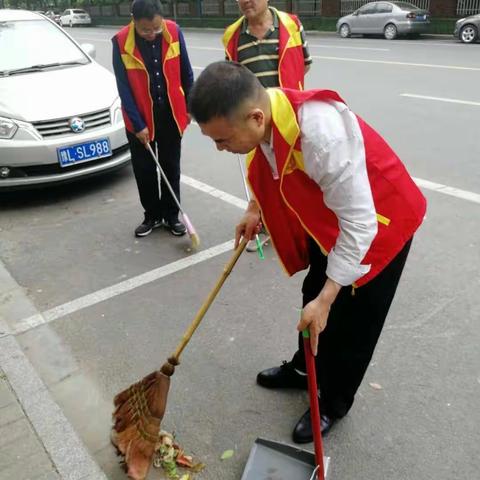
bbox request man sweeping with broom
[188,62,427,443]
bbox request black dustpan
[241,438,329,480]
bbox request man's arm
[297,100,378,353]
[111,37,146,133]
[178,28,194,99]
[299,23,312,73]
[299,100,378,287]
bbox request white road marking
[182,174,248,210]
[310,55,480,71]
[401,93,480,107]
[12,239,235,334]
[308,44,390,51]
[193,65,204,70]
[188,45,224,51]
[413,178,480,204]
[10,171,479,332]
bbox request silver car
[0,10,129,190]
[453,13,480,44]
[337,1,431,40]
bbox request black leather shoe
[292,408,336,444]
[256,361,308,390]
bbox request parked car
[45,10,61,25]
[59,8,91,28]
[337,1,430,40]
[453,13,480,43]
[0,10,129,190]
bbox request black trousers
[292,237,412,419]
[127,104,181,223]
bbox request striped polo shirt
[235,8,312,88]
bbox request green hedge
[93,16,456,35]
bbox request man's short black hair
[188,61,264,124]
[132,0,163,20]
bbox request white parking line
[401,93,480,106]
[310,55,480,71]
[308,44,390,51]
[12,239,235,334]
[10,172,479,333]
[413,178,480,204]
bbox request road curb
[0,260,108,480]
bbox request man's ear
[249,108,265,127]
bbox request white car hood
[0,62,118,122]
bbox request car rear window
[393,2,420,9]
[73,10,86,14]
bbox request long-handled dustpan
[242,330,330,480]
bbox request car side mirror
[81,43,96,59]
[352,10,358,16]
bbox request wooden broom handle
[171,239,248,361]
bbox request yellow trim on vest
[123,21,147,71]
[165,41,180,61]
[267,89,300,147]
[121,54,143,70]
[223,16,245,57]
[277,10,302,49]
[268,89,329,257]
[376,213,391,226]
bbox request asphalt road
[1,28,479,480]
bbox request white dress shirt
[260,99,378,286]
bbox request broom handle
[303,330,325,480]
[147,143,184,215]
[171,238,248,361]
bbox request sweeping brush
[146,143,200,249]
[111,239,248,479]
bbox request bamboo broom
[111,239,247,479]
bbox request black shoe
[165,220,187,236]
[256,361,308,390]
[134,216,162,237]
[292,408,336,444]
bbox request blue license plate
[57,138,112,167]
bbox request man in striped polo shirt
[223,0,312,250]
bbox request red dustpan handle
[303,330,325,480]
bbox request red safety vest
[223,8,306,90]
[115,20,188,138]
[247,88,427,287]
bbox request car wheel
[460,24,478,44]
[384,23,398,40]
[339,23,351,38]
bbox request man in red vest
[189,62,426,443]
[112,0,193,237]
[224,0,312,252]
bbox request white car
[0,10,130,190]
[59,8,91,28]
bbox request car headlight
[111,96,124,125]
[0,117,18,139]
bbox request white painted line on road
[188,45,224,51]
[12,240,235,334]
[309,44,390,51]
[10,169,479,333]
[182,174,248,210]
[192,66,204,70]
[74,36,111,42]
[401,93,480,107]
[413,177,480,204]
[311,55,480,71]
